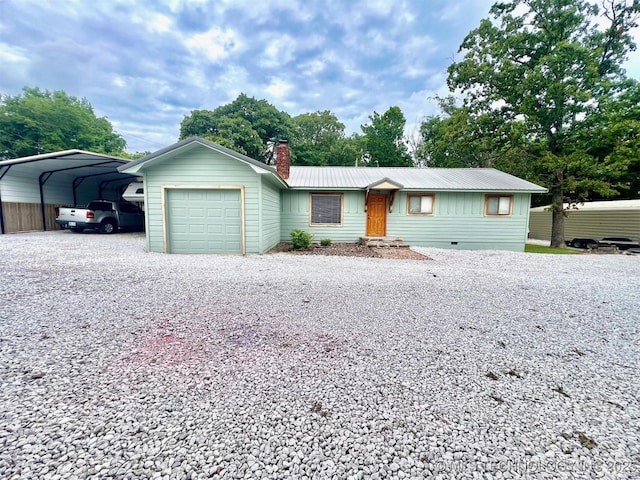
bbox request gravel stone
[1,231,639,479]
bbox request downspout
[258,176,263,253]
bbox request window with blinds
[310,194,343,225]
[485,195,513,216]
[407,194,435,215]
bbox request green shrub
[320,238,332,247]
[291,229,313,250]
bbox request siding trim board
[161,185,246,254]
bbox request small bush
[291,229,313,250]
[320,238,332,247]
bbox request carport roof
[0,149,136,185]
[0,149,139,234]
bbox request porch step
[359,236,410,248]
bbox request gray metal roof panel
[286,167,547,192]
[0,150,135,184]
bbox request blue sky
[1,0,639,154]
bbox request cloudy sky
[1,0,639,154]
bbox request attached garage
[165,187,244,254]
[119,137,287,254]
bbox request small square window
[310,194,343,225]
[408,194,434,215]
[485,195,513,216]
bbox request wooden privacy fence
[1,202,60,233]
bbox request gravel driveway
[1,231,639,479]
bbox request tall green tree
[0,87,126,159]
[417,96,531,171]
[361,106,413,167]
[576,80,640,199]
[447,0,640,247]
[292,110,357,166]
[180,93,294,164]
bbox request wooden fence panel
[2,202,61,233]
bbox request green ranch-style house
[117,137,546,254]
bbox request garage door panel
[167,188,242,254]
[225,225,241,235]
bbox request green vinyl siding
[388,191,531,251]
[260,175,282,253]
[142,144,260,253]
[280,190,531,251]
[281,190,365,242]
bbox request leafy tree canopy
[291,110,363,166]
[444,0,640,246]
[179,93,294,164]
[0,87,126,159]
[361,106,412,167]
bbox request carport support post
[0,191,5,234]
[0,165,10,234]
[38,172,52,231]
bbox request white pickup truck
[55,200,144,234]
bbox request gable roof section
[286,166,547,193]
[119,136,286,185]
[366,177,404,190]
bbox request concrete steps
[359,236,410,248]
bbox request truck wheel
[100,220,117,234]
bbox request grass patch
[525,244,581,254]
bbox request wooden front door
[366,194,387,236]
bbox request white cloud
[265,78,292,99]
[0,43,29,64]
[148,13,173,34]
[183,27,243,63]
[260,34,297,68]
[112,76,127,88]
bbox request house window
[485,195,513,216]
[310,193,343,225]
[408,194,435,215]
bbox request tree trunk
[550,189,565,248]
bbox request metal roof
[286,167,547,192]
[0,149,135,189]
[531,199,640,212]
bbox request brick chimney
[276,140,290,180]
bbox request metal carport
[0,150,138,234]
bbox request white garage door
[166,188,242,254]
